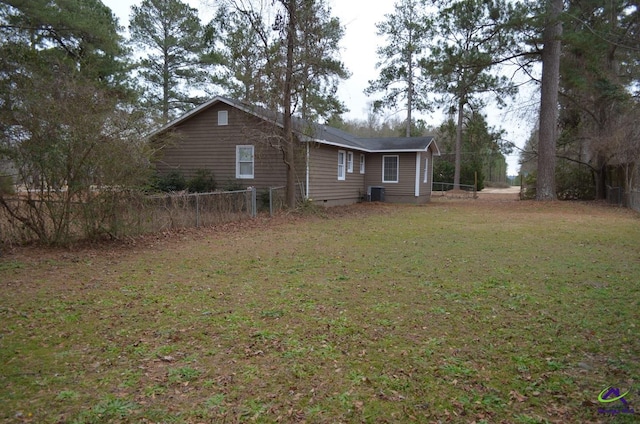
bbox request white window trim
[218,110,228,126]
[382,155,399,183]
[337,150,346,180]
[347,151,354,173]
[360,154,365,174]
[424,157,429,183]
[236,145,254,179]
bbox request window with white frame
[236,145,254,179]
[347,151,354,173]
[424,157,429,183]
[360,154,365,174]
[218,110,228,126]
[337,150,346,180]
[382,155,399,183]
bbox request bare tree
[220,0,348,208]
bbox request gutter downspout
[306,143,310,200]
[415,152,421,198]
[430,149,434,195]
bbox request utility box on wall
[368,186,385,202]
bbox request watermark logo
[598,386,635,415]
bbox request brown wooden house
[152,97,440,206]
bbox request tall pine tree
[422,0,519,190]
[365,0,430,138]
[129,0,208,122]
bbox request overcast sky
[108,0,535,175]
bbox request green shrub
[520,163,595,200]
[223,179,246,191]
[556,162,595,200]
[187,169,216,193]
[155,171,186,192]
[521,172,536,199]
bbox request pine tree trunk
[406,54,413,138]
[453,97,464,190]
[536,0,563,200]
[284,0,297,209]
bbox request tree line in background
[0,0,638,244]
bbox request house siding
[365,150,434,204]
[153,98,438,206]
[155,103,289,191]
[308,144,365,206]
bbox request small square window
[218,110,228,126]
[382,155,399,183]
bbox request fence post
[252,187,257,217]
[269,187,273,217]
[195,193,200,228]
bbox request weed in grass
[252,329,280,341]
[260,309,284,318]
[119,369,142,388]
[72,395,137,423]
[92,396,136,417]
[240,399,268,420]
[204,393,225,408]
[514,415,551,424]
[56,390,79,401]
[481,392,506,409]
[306,404,324,417]
[440,358,476,377]
[546,359,565,371]
[129,343,149,357]
[154,344,177,357]
[347,370,367,385]
[290,362,318,378]
[376,318,395,327]
[141,408,184,423]
[0,260,24,271]
[143,384,166,397]
[168,366,201,384]
[430,306,448,315]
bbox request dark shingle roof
[154,97,439,155]
[299,123,438,154]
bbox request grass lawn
[1,200,639,423]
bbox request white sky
[107,0,535,175]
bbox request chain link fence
[267,186,286,216]
[605,186,640,213]
[432,182,477,197]
[0,188,257,246]
[606,185,622,206]
[135,188,257,232]
[629,190,640,213]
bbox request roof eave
[149,97,285,138]
[304,138,440,154]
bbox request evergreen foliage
[365,0,431,137]
[129,0,211,122]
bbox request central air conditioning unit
[368,186,385,202]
